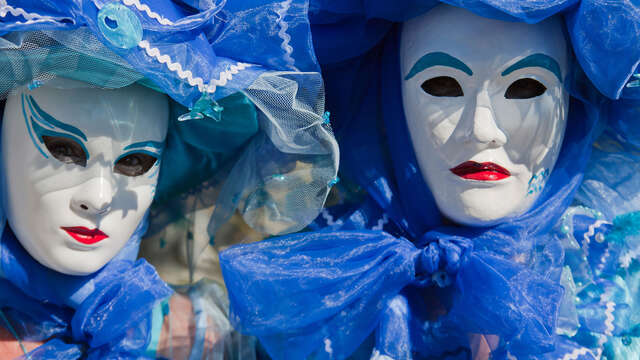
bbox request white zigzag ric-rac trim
[138,40,252,94]
[561,347,594,360]
[0,1,72,25]
[602,301,615,336]
[370,350,394,360]
[371,213,389,231]
[121,0,201,26]
[121,0,173,25]
[595,347,603,360]
[321,209,342,227]
[584,220,610,246]
[599,287,615,337]
[620,245,640,269]
[275,0,297,70]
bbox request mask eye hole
[421,76,464,97]
[42,135,87,167]
[114,152,157,177]
[505,78,547,99]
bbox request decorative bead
[627,73,640,88]
[272,174,287,181]
[178,93,224,122]
[28,80,43,90]
[328,177,339,187]
[322,111,331,124]
[595,232,605,243]
[561,224,570,234]
[622,336,632,346]
[97,2,143,49]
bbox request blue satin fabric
[0,225,172,359]
[220,1,640,359]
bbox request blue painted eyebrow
[30,117,90,161]
[501,53,562,82]
[123,141,164,151]
[27,95,88,141]
[22,94,48,158]
[405,52,473,80]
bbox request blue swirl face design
[2,79,169,276]
[527,168,550,196]
[23,94,163,177]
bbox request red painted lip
[61,226,108,245]
[450,161,511,181]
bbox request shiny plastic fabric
[0,216,172,359]
[0,0,337,358]
[220,1,640,359]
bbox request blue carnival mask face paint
[401,4,569,226]
[2,78,169,275]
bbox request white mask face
[400,5,569,226]
[2,79,169,275]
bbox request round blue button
[97,3,143,49]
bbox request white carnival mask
[401,4,569,226]
[2,78,169,275]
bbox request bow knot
[414,232,473,287]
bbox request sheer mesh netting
[0,30,144,95]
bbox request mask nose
[71,174,114,216]
[471,106,507,146]
[460,90,507,147]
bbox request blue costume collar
[0,223,171,358]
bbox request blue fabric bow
[222,225,566,359]
[0,225,172,359]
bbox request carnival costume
[0,0,337,358]
[221,1,640,359]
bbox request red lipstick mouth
[61,226,108,245]
[449,161,511,181]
